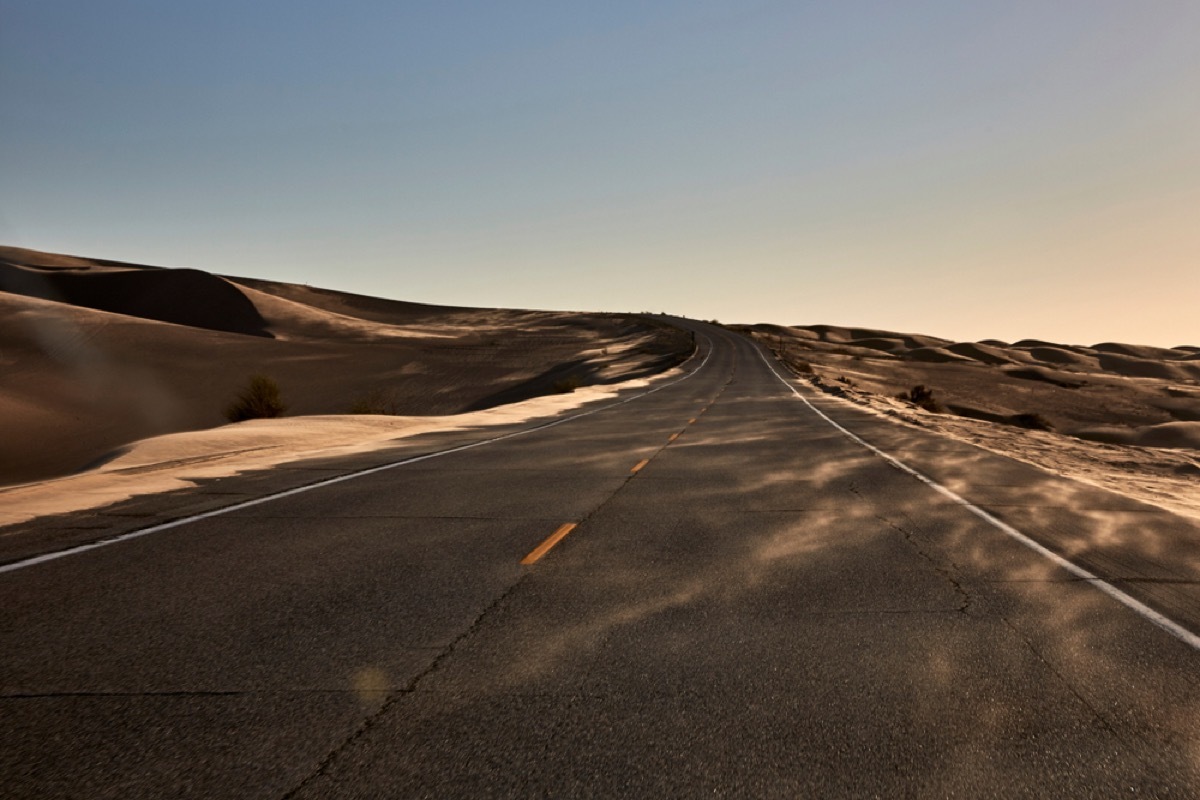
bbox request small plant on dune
[1009,412,1054,431]
[224,375,286,422]
[897,384,944,413]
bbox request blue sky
[3,1,1197,346]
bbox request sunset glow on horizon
[3,1,1197,347]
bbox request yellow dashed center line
[521,394,720,563]
[521,522,579,565]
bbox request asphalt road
[4,322,1200,798]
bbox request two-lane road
[4,323,1199,797]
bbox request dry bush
[897,384,944,413]
[224,375,286,422]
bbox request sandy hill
[0,246,692,485]
[743,322,1200,520]
[744,322,1200,442]
[0,257,271,338]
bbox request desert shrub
[836,375,856,387]
[1009,412,1054,431]
[224,375,286,422]
[551,375,583,394]
[898,384,944,413]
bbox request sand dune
[235,283,458,342]
[0,246,693,485]
[904,346,976,364]
[759,322,1200,437]
[944,342,1013,365]
[756,323,1200,456]
[0,377,670,528]
[1028,347,1100,369]
[797,324,950,350]
[846,337,906,353]
[4,244,1194,525]
[0,257,271,337]
[1075,421,1200,450]
[746,322,1200,520]
[1003,366,1087,388]
[1093,342,1192,361]
[757,322,1200,442]
[227,275,468,325]
[1097,353,1200,382]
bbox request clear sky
[3,1,1197,346]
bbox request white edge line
[754,345,1200,653]
[0,336,714,575]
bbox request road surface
[3,322,1200,797]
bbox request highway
[3,322,1200,797]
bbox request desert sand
[744,324,1200,520]
[0,246,692,487]
[0,376,669,528]
[4,244,1196,529]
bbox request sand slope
[0,246,692,485]
[761,322,1200,446]
[0,375,670,528]
[749,322,1200,520]
[0,256,271,337]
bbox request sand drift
[0,246,691,486]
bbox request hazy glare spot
[353,666,389,705]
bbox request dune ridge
[0,249,271,337]
[0,246,693,486]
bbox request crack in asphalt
[278,575,531,800]
[870,505,974,615]
[842,480,974,614]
